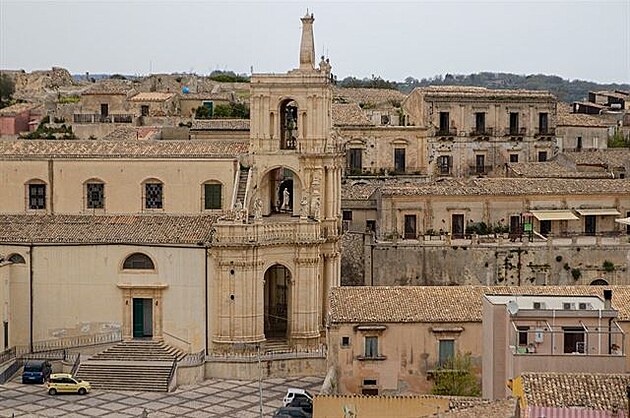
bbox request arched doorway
[590,278,609,285]
[264,264,291,339]
[268,167,297,214]
[280,99,298,150]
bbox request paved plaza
[0,375,323,417]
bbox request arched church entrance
[264,264,291,339]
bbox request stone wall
[341,236,630,286]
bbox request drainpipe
[48,159,54,214]
[29,244,33,353]
[604,289,613,354]
[204,246,209,356]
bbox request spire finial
[299,13,315,71]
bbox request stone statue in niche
[281,188,290,211]
[312,196,321,220]
[253,198,262,221]
[300,195,309,219]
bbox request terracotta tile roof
[190,119,250,130]
[333,87,406,107]
[0,139,248,159]
[415,86,555,100]
[437,398,518,418]
[507,161,610,178]
[564,149,630,168]
[0,214,217,245]
[378,178,630,197]
[557,103,610,127]
[0,103,41,116]
[332,103,373,126]
[341,182,380,200]
[128,92,176,102]
[520,372,630,413]
[328,286,630,323]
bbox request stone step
[76,361,173,392]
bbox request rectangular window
[510,215,521,233]
[86,183,104,209]
[341,336,350,347]
[404,214,417,239]
[475,112,485,134]
[437,155,451,175]
[585,215,596,235]
[145,183,163,209]
[204,183,222,210]
[509,112,519,135]
[517,326,529,346]
[141,105,149,117]
[451,214,465,237]
[438,340,454,366]
[577,136,582,150]
[28,184,46,210]
[439,112,450,134]
[540,220,551,236]
[538,112,548,134]
[100,103,109,117]
[348,149,363,171]
[366,220,376,233]
[475,154,485,174]
[394,148,406,172]
[563,327,585,353]
[380,115,390,125]
[509,154,519,163]
[342,210,353,221]
[538,151,548,162]
[364,336,378,358]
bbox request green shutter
[204,184,221,209]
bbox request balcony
[73,113,134,124]
[435,127,458,138]
[469,127,494,138]
[468,165,493,176]
[435,166,452,176]
[504,127,527,137]
[212,219,327,247]
[534,127,556,140]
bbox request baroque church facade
[0,14,342,357]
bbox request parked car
[288,397,313,413]
[46,373,91,395]
[282,388,313,407]
[273,406,312,418]
[21,360,52,384]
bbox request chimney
[603,289,612,310]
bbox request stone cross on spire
[299,12,315,71]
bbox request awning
[615,217,630,226]
[576,208,621,216]
[530,210,579,221]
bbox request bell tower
[211,13,342,352]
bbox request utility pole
[257,344,263,418]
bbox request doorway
[132,298,153,338]
[451,214,464,238]
[563,327,585,353]
[264,265,290,339]
[585,215,596,235]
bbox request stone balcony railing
[212,220,328,246]
[73,113,134,124]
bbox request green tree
[0,73,15,109]
[431,353,481,396]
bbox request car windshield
[24,365,41,372]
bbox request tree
[0,73,15,109]
[431,353,481,396]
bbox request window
[438,340,454,366]
[563,327,585,353]
[123,253,155,270]
[451,214,465,237]
[577,136,582,150]
[141,105,149,117]
[510,215,521,233]
[404,215,417,239]
[538,151,548,162]
[341,336,350,347]
[538,112,548,134]
[540,220,551,236]
[342,210,353,221]
[348,149,363,172]
[100,103,109,117]
[366,220,376,233]
[394,148,406,172]
[475,112,485,134]
[585,215,596,235]
[364,336,378,358]
[475,154,485,174]
[437,156,451,175]
[204,183,222,210]
[144,182,163,209]
[381,115,390,125]
[509,112,519,135]
[86,183,104,209]
[28,184,46,210]
[517,326,529,346]
[509,154,519,163]
[8,254,25,264]
[439,112,450,134]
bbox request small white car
[282,388,313,407]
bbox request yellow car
[46,373,91,395]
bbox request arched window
[8,254,26,264]
[123,253,155,270]
[590,279,609,286]
[280,99,298,150]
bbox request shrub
[602,260,615,272]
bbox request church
[0,14,342,365]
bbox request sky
[1,0,629,84]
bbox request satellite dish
[507,300,519,315]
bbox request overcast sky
[1,0,629,83]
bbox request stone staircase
[264,338,291,353]
[76,340,186,392]
[235,167,249,206]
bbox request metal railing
[435,127,458,137]
[207,345,326,363]
[504,127,528,136]
[73,113,134,124]
[0,347,16,365]
[69,353,81,376]
[469,127,494,137]
[0,359,22,384]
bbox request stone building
[327,286,630,396]
[0,14,341,377]
[402,86,557,177]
